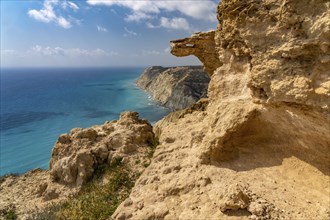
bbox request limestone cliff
[113,0,330,219]
[136,66,210,110]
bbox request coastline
[0,68,170,176]
[1,0,330,219]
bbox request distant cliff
[136,66,210,110]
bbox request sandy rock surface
[113,0,330,219]
[171,31,222,75]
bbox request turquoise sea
[0,68,170,175]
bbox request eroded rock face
[136,66,210,110]
[50,112,154,186]
[0,112,155,218]
[218,0,330,110]
[113,0,330,219]
[170,31,222,76]
[171,0,330,110]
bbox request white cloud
[28,0,78,29]
[124,27,137,37]
[97,25,108,32]
[30,45,117,57]
[86,0,217,22]
[57,16,71,29]
[125,11,153,22]
[68,1,79,11]
[164,47,170,53]
[147,17,191,31]
[1,49,17,56]
[142,50,161,56]
[62,1,79,11]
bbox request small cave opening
[185,44,195,47]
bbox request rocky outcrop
[0,112,155,218]
[171,0,330,110]
[113,0,330,219]
[136,66,210,110]
[170,32,222,76]
[216,0,330,110]
[50,111,154,186]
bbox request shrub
[5,210,17,220]
[32,160,138,220]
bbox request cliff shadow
[210,106,330,176]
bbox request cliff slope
[113,0,330,219]
[0,112,155,218]
[136,66,210,110]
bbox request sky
[0,0,219,67]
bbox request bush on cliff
[32,158,139,220]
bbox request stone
[57,134,71,144]
[49,111,154,186]
[170,31,222,76]
[219,184,250,212]
[75,128,98,140]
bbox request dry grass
[32,158,139,220]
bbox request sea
[0,67,171,176]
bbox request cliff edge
[0,112,156,218]
[1,0,329,219]
[136,66,210,110]
[113,0,330,219]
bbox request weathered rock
[154,98,209,137]
[137,66,210,110]
[113,0,330,219]
[219,183,279,219]
[49,111,154,186]
[170,32,222,76]
[0,112,155,218]
[219,184,250,212]
[217,0,330,110]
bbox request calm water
[0,68,170,175]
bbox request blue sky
[1,0,219,67]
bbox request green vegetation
[147,136,159,149]
[4,209,17,220]
[147,136,159,158]
[33,158,139,220]
[32,139,160,219]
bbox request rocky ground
[136,66,210,110]
[113,0,330,219]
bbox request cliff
[0,112,156,218]
[113,0,330,219]
[1,0,329,219]
[136,66,210,110]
